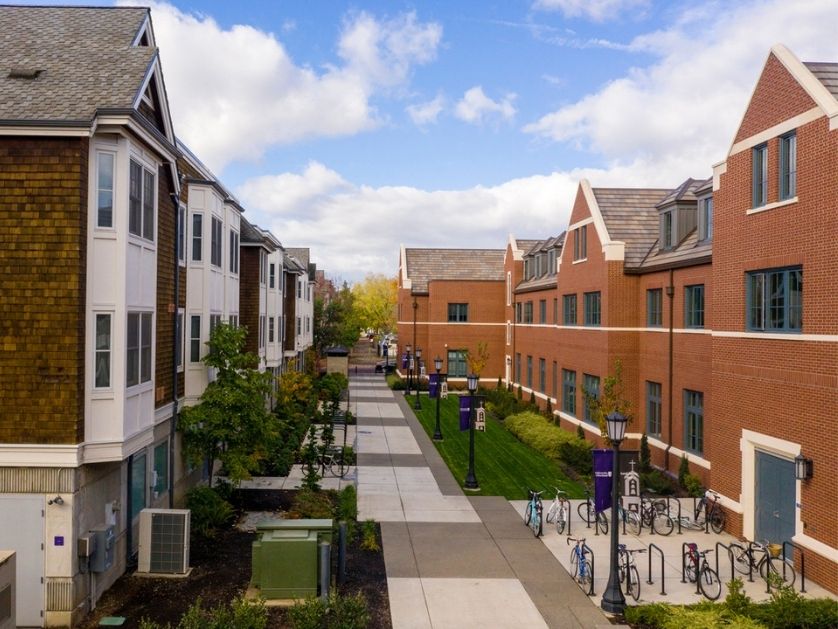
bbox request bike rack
[714,541,735,584]
[668,496,683,535]
[681,542,701,595]
[647,543,666,595]
[747,540,760,583]
[782,541,806,593]
[583,542,596,596]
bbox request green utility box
[251,519,333,599]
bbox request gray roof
[0,6,154,123]
[405,248,505,293]
[515,239,541,253]
[656,178,710,208]
[285,248,310,268]
[593,188,671,268]
[637,230,712,273]
[240,217,276,250]
[805,61,838,100]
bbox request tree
[179,323,276,485]
[313,283,361,356]
[465,341,490,377]
[352,274,397,335]
[584,359,632,443]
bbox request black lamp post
[405,343,412,395]
[414,348,422,410]
[464,373,479,490]
[601,410,628,615]
[433,356,443,441]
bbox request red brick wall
[0,137,88,444]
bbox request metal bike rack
[747,540,760,583]
[782,541,806,593]
[668,496,683,535]
[583,542,596,596]
[714,541,735,584]
[647,542,666,595]
[681,542,701,595]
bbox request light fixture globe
[605,410,627,445]
[406,343,412,354]
[794,453,813,480]
[467,373,478,394]
[434,356,443,371]
[416,347,422,360]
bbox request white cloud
[532,0,650,21]
[406,94,445,125]
[454,87,517,125]
[524,0,838,183]
[129,2,441,172]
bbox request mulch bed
[80,489,391,628]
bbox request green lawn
[413,394,584,500]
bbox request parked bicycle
[619,496,674,536]
[664,490,726,533]
[321,446,352,478]
[729,539,797,588]
[545,487,570,535]
[618,544,647,602]
[577,484,608,534]
[567,537,594,594]
[683,543,722,600]
[524,489,544,537]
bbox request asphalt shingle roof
[405,248,505,293]
[0,6,153,123]
[593,188,671,268]
[804,61,838,100]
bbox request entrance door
[755,451,795,557]
[0,494,44,626]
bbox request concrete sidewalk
[350,373,611,629]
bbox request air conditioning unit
[137,509,191,576]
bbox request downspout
[664,268,674,472]
[169,183,181,508]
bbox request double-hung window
[526,355,533,388]
[268,317,275,343]
[259,315,266,349]
[177,205,186,264]
[229,230,239,274]
[210,217,222,267]
[127,312,152,387]
[539,300,547,324]
[583,374,599,424]
[269,263,276,288]
[685,285,704,328]
[539,358,546,393]
[563,294,577,325]
[94,313,112,388]
[698,197,713,241]
[448,350,467,377]
[747,267,802,332]
[562,369,576,416]
[175,310,183,371]
[515,353,521,382]
[189,315,201,363]
[584,291,601,326]
[779,132,796,200]
[661,211,673,249]
[191,214,203,262]
[448,303,468,322]
[96,152,115,228]
[647,288,663,327]
[129,159,155,240]
[552,298,558,324]
[573,225,587,260]
[684,390,704,455]
[753,144,768,207]
[552,361,558,399]
[523,302,533,324]
[515,302,522,323]
[646,381,662,436]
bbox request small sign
[54,536,64,547]
[475,408,486,432]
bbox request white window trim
[126,310,154,391]
[127,151,158,247]
[95,150,117,231]
[190,211,203,264]
[92,311,114,393]
[177,204,186,266]
[746,196,798,215]
[176,308,184,373]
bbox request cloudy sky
[41,0,838,280]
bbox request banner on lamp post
[459,396,471,431]
[593,449,613,514]
[401,354,408,369]
[428,373,439,398]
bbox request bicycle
[545,487,570,535]
[695,489,726,534]
[618,544,647,602]
[321,447,353,478]
[577,485,608,534]
[729,539,797,588]
[523,489,544,537]
[626,496,674,536]
[682,543,722,600]
[567,537,593,595]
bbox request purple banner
[593,449,613,514]
[429,373,439,398]
[401,353,408,369]
[459,396,471,431]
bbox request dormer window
[547,249,556,275]
[661,210,674,249]
[698,197,713,242]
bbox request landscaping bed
[80,488,390,628]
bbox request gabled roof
[285,248,310,268]
[240,217,277,251]
[404,248,505,293]
[805,62,838,100]
[592,188,671,268]
[0,6,154,124]
[637,230,712,273]
[656,178,710,208]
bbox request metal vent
[150,512,186,573]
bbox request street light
[433,356,443,441]
[464,373,479,490]
[414,348,423,410]
[405,343,412,395]
[601,410,628,615]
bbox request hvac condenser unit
[138,509,191,575]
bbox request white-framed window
[259,315,266,349]
[191,213,203,262]
[268,317,275,343]
[297,279,302,298]
[189,315,201,363]
[177,205,186,265]
[210,216,222,267]
[296,316,301,335]
[305,316,310,333]
[228,314,238,328]
[94,313,112,388]
[209,314,222,335]
[176,309,184,372]
[96,151,115,228]
[127,312,153,387]
[259,251,267,286]
[129,159,155,241]
[229,229,239,274]
[269,263,275,288]
[698,197,713,242]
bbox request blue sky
[21,0,838,281]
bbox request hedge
[505,411,592,475]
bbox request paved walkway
[350,372,612,629]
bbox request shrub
[484,386,518,420]
[545,398,553,418]
[576,424,585,441]
[300,425,322,491]
[516,384,522,400]
[290,488,335,519]
[683,473,704,498]
[360,519,380,551]
[386,374,405,390]
[641,469,677,495]
[185,486,235,538]
[505,411,592,475]
[678,454,690,486]
[337,485,358,522]
[140,595,267,629]
[289,592,370,629]
[639,433,651,473]
[496,377,502,389]
[558,438,593,476]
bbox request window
[506,321,512,345]
[305,317,310,333]
[130,453,147,521]
[647,288,663,327]
[261,252,269,286]
[583,374,599,424]
[94,313,111,388]
[552,298,558,324]
[698,197,713,242]
[524,259,530,280]
[229,230,239,274]
[448,303,468,322]
[515,353,521,382]
[684,390,704,455]
[175,311,183,371]
[229,315,238,328]
[523,301,533,324]
[747,267,802,332]
[209,314,222,334]
[96,152,114,228]
[191,213,203,261]
[268,317,275,343]
[646,381,662,436]
[526,356,532,388]
[127,312,152,387]
[269,263,275,288]
[210,217,222,267]
[297,278,302,298]
[259,315,266,349]
[515,302,522,323]
[548,249,556,275]
[661,210,673,249]
[573,225,587,260]
[153,441,168,496]
[779,132,797,200]
[562,369,576,415]
[506,272,512,306]
[685,285,704,328]
[296,316,301,335]
[551,361,558,398]
[563,294,577,326]
[448,350,467,377]
[129,159,155,240]
[539,358,546,393]
[539,300,547,324]
[753,144,768,207]
[584,292,601,326]
[177,205,186,263]
[189,315,201,363]
[276,316,282,343]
